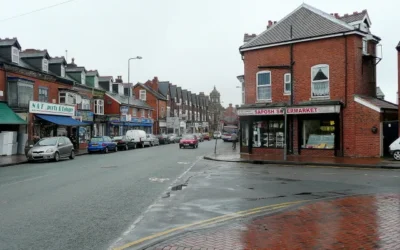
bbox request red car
[179,134,199,149]
[202,133,211,141]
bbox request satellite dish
[75,94,82,104]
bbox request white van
[126,130,146,148]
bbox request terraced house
[238,3,397,158]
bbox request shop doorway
[383,121,398,156]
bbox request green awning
[0,102,27,125]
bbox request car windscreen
[182,135,195,139]
[113,136,123,140]
[90,137,103,143]
[36,138,58,146]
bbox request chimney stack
[115,76,123,83]
[334,13,339,18]
[244,33,257,43]
[344,13,349,17]
[353,11,358,15]
[267,20,273,29]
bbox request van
[125,130,146,148]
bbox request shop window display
[241,123,249,147]
[252,120,284,148]
[302,120,335,149]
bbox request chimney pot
[344,13,349,17]
[334,13,339,18]
[353,11,358,15]
[71,58,75,64]
[362,9,367,13]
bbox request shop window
[8,81,33,108]
[79,98,91,110]
[302,120,335,149]
[252,120,284,148]
[256,71,271,101]
[94,99,104,115]
[79,126,91,143]
[38,87,48,102]
[241,123,249,147]
[284,73,291,95]
[311,64,329,98]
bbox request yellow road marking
[113,200,306,250]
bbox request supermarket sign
[29,101,75,116]
[237,105,340,116]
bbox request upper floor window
[139,89,146,101]
[167,94,169,100]
[362,38,368,55]
[256,71,271,101]
[42,59,49,72]
[132,108,137,116]
[311,64,330,99]
[79,98,91,110]
[149,110,152,117]
[94,99,104,115]
[60,66,65,77]
[241,82,245,104]
[38,87,48,102]
[160,107,165,117]
[284,73,291,95]
[8,80,33,108]
[59,92,76,105]
[141,109,145,117]
[81,73,86,85]
[94,76,99,88]
[11,47,19,64]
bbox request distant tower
[209,86,222,131]
[210,86,220,104]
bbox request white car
[143,134,160,147]
[125,130,146,148]
[389,137,400,160]
[213,131,222,139]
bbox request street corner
[137,193,400,250]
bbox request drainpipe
[340,33,348,157]
[156,99,159,134]
[289,25,294,154]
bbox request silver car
[143,134,160,147]
[26,136,75,162]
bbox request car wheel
[114,146,118,152]
[150,142,153,147]
[394,151,400,161]
[125,145,129,151]
[133,143,137,149]
[54,152,60,162]
[104,147,109,154]
[88,151,92,154]
[69,150,75,159]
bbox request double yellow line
[113,200,306,250]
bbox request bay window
[311,64,329,98]
[8,80,33,108]
[256,71,271,101]
[79,98,91,110]
[94,99,104,115]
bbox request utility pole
[127,56,142,104]
[283,107,287,161]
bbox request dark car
[179,134,199,149]
[156,134,171,144]
[112,136,137,150]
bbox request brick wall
[300,149,335,157]
[104,94,120,115]
[252,148,283,155]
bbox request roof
[106,92,153,109]
[355,95,397,111]
[177,87,182,99]
[158,81,169,97]
[20,49,50,59]
[182,89,188,101]
[0,38,21,49]
[191,93,196,103]
[240,3,357,51]
[170,85,177,98]
[99,76,113,82]
[397,41,400,51]
[66,66,86,73]
[376,87,385,98]
[338,11,367,24]
[135,83,167,100]
[49,57,66,65]
[86,70,99,77]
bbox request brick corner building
[238,3,397,158]
[397,41,400,136]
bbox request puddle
[276,178,300,182]
[295,192,312,196]
[171,184,187,191]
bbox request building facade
[238,4,397,158]
[209,86,224,132]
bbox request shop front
[107,116,121,137]
[29,101,88,149]
[94,115,107,136]
[75,110,94,149]
[159,120,167,134]
[238,104,341,157]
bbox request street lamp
[128,56,142,104]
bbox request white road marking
[320,173,337,175]
[0,174,51,187]
[149,177,170,183]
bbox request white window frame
[141,109,145,117]
[362,38,368,55]
[311,64,330,99]
[94,76,99,88]
[94,99,104,115]
[256,71,272,101]
[167,94,170,100]
[60,65,65,77]
[11,47,19,64]
[132,108,137,116]
[149,110,152,117]
[59,91,76,105]
[81,72,86,85]
[42,59,49,72]
[284,73,291,95]
[80,98,91,110]
[161,107,165,117]
[139,89,146,101]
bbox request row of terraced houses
[0,37,223,153]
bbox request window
[38,87,48,102]
[252,120,284,148]
[141,109,145,117]
[174,109,177,117]
[59,92,76,105]
[8,81,33,108]
[139,90,146,101]
[311,65,329,98]
[11,47,19,64]
[167,94,169,100]
[81,72,86,85]
[149,110,152,117]
[79,99,91,110]
[241,82,245,104]
[94,99,104,115]
[302,120,335,149]
[42,59,49,72]
[94,76,99,88]
[362,38,368,54]
[132,108,137,116]
[161,107,165,117]
[241,123,249,147]
[167,107,171,117]
[256,71,271,101]
[60,66,65,77]
[283,73,291,95]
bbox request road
[0,140,219,250]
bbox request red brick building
[238,4,397,158]
[223,104,239,126]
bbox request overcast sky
[2,0,399,107]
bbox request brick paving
[145,194,400,250]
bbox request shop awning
[0,102,27,124]
[36,114,87,126]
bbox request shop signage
[180,121,186,128]
[29,101,75,116]
[237,105,340,116]
[108,117,120,122]
[202,122,209,127]
[159,121,167,127]
[76,111,94,122]
[120,106,129,115]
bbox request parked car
[87,136,118,154]
[126,130,146,148]
[174,134,182,143]
[143,134,160,147]
[156,134,171,144]
[390,137,400,160]
[195,133,204,142]
[213,131,222,139]
[112,136,137,150]
[26,136,75,162]
[221,132,232,142]
[168,134,178,143]
[179,134,199,149]
[202,133,211,141]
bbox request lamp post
[127,56,142,104]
